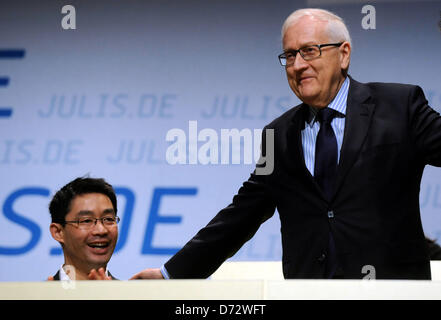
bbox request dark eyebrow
[75,208,115,216]
[103,208,116,215]
[76,210,94,216]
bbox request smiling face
[282,16,351,108]
[50,193,118,278]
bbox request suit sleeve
[410,86,441,166]
[164,129,277,279]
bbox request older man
[132,8,441,279]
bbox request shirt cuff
[160,265,170,279]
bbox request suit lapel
[286,104,307,172]
[53,270,60,281]
[333,77,375,198]
[287,104,325,198]
[108,271,118,280]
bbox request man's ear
[339,41,351,72]
[50,223,65,245]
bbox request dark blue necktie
[314,107,338,278]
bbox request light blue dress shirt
[302,76,349,174]
[160,77,350,279]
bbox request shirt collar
[305,76,350,127]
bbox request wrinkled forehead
[283,16,330,50]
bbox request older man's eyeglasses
[64,216,120,229]
[278,42,343,66]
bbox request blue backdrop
[0,0,440,281]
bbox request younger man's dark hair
[49,177,117,225]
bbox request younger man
[48,177,119,280]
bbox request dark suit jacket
[52,270,117,280]
[427,238,441,260]
[165,76,441,279]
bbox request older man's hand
[130,268,164,280]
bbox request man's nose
[292,53,309,72]
[91,219,108,234]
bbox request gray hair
[281,8,352,46]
